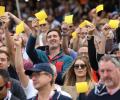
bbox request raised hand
[0,15,10,30]
[86,24,96,35]
[74,26,81,38]
[101,23,112,38]
[14,35,22,48]
[31,18,40,37]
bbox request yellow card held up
[64,15,73,24]
[39,19,47,25]
[72,31,77,39]
[108,20,120,29]
[79,20,93,28]
[16,22,24,35]
[35,10,48,20]
[76,82,89,93]
[79,21,86,28]
[0,6,5,16]
[96,4,104,13]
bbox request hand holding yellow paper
[64,15,73,24]
[16,22,24,35]
[108,20,120,29]
[0,6,5,16]
[96,4,104,13]
[35,10,48,20]
[76,82,89,93]
[79,20,93,28]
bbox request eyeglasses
[0,84,5,91]
[74,64,86,69]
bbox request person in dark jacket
[25,63,72,100]
[0,47,26,100]
[86,55,120,100]
[26,28,73,85]
[0,69,20,100]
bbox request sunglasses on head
[0,84,5,91]
[74,64,86,69]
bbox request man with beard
[86,55,120,100]
[26,28,73,85]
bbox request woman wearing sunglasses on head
[63,56,94,100]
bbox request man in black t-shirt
[86,55,120,100]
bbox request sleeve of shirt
[62,56,73,74]
[26,34,49,64]
[26,34,41,64]
[69,48,78,60]
[11,78,27,100]
[23,79,38,99]
[88,36,99,71]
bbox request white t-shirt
[23,79,38,99]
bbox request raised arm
[0,15,15,66]
[61,23,71,54]
[26,18,47,64]
[6,12,32,36]
[14,36,29,88]
[72,27,81,51]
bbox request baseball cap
[25,63,54,76]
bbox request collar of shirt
[4,90,12,100]
[36,90,55,100]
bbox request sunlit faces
[61,23,74,35]
[46,31,61,50]
[80,27,88,39]
[31,71,52,90]
[0,76,7,99]
[99,60,120,89]
[40,23,49,33]
[78,47,88,57]
[0,53,9,70]
[74,59,87,77]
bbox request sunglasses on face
[40,24,47,27]
[69,25,73,28]
[0,84,5,91]
[74,64,86,69]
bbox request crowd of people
[0,0,120,100]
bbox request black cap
[25,63,54,76]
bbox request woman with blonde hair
[63,56,94,100]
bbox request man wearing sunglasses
[0,69,19,100]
